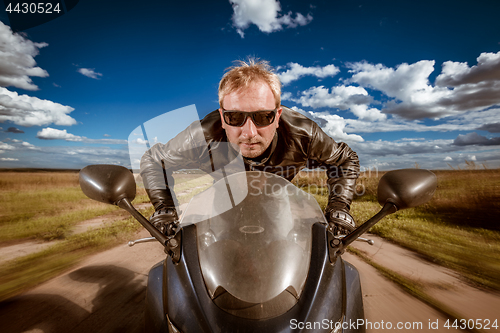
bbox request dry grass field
[0,170,211,301]
[1,167,499,300]
[0,171,146,242]
[293,167,500,290]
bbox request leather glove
[150,207,179,236]
[325,204,356,236]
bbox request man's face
[219,81,282,158]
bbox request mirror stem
[332,202,397,256]
[116,198,170,248]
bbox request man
[140,59,360,236]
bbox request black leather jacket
[140,106,360,213]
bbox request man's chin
[239,144,264,158]
[242,152,262,158]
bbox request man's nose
[241,117,258,138]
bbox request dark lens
[253,111,276,127]
[224,112,246,126]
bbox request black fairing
[145,261,167,332]
[154,222,364,332]
[344,261,365,333]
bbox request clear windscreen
[180,171,327,304]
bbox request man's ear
[219,108,226,130]
[275,107,283,128]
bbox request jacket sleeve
[140,145,176,210]
[307,124,360,213]
[139,122,205,211]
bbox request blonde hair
[219,58,282,109]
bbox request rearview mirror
[377,169,437,210]
[79,164,136,205]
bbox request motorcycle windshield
[181,171,326,304]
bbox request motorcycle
[79,165,437,332]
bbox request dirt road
[0,228,469,333]
[0,229,164,333]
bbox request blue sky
[1,0,500,170]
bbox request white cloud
[287,103,500,148]
[278,63,339,85]
[0,22,48,91]
[348,137,500,170]
[350,138,456,157]
[1,139,41,152]
[343,108,500,134]
[281,91,293,101]
[229,0,312,37]
[346,52,500,120]
[0,157,18,161]
[348,104,386,122]
[286,108,500,168]
[347,60,455,119]
[77,68,103,79]
[0,142,15,152]
[0,25,77,127]
[21,141,38,149]
[436,51,500,86]
[314,113,364,143]
[36,127,127,144]
[286,85,367,108]
[37,127,82,141]
[290,106,364,143]
[46,146,129,163]
[285,85,386,121]
[135,138,148,145]
[7,145,130,168]
[0,87,76,126]
[283,54,500,126]
[401,138,426,141]
[348,60,437,101]
[1,139,130,168]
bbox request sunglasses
[222,109,277,127]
